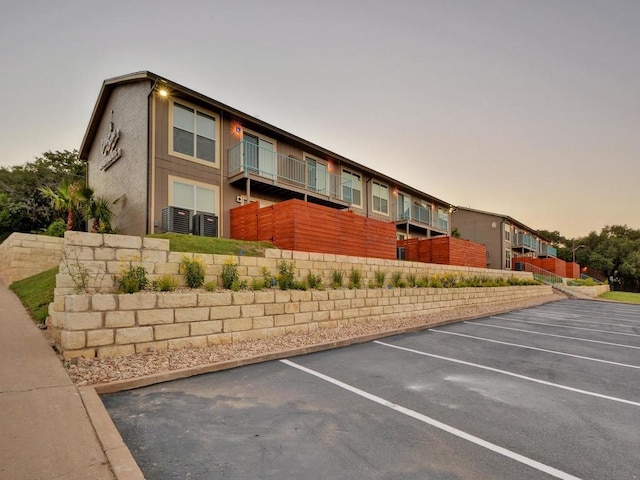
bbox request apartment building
[79,71,452,242]
[451,207,557,270]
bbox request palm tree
[86,194,117,233]
[39,182,83,231]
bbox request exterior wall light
[158,89,168,97]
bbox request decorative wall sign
[99,117,123,171]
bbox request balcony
[539,243,558,258]
[513,233,538,252]
[396,203,448,234]
[228,141,351,208]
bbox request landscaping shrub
[221,258,239,289]
[152,274,178,292]
[117,265,148,294]
[181,256,205,289]
[348,268,362,289]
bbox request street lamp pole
[572,240,585,263]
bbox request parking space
[103,299,640,479]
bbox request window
[305,155,328,193]
[437,207,449,230]
[505,249,512,269]
[372,181,389,214]
[171,101,218,165]
[170,176,218,216]
[504,223,511,242]
[342,169,362,206]
[243,131,276,179]
[397,193,410,220]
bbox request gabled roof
[455,206,551,242]
[79,71,453,209]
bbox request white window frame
[242,129,278,179]
[504,223,511,242]
[342,168,362,208]
[505,249,512,269]
[304,153,328,194]
[372,180,389,215]
[169,99,220,168]
[168,175,220,217]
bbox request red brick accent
[398,237,486,268]
[231,199,397,259]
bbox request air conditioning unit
[161,206,191,234]
[193,212,218,237]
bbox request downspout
[147,80,157,235]
[219,111,224,238]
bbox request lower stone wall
[0,233,64,285]
[565,284,610,297]
[48,284,552,360]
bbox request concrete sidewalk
[0,281,116,480]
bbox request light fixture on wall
[231,121,243,138]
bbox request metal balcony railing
[518,262,564,284]
[539,244,558,258]
[397,204,448,231]
[229,141,352,203]
[513,233,537,250]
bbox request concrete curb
[84,295,565,479]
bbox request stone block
[190,320,223,336]
[115,248,142,261]
[265,303,285,315]
[142,237,170,251]
[154,323,189,340]
[105,311,135,328]
[254,291,275,303]
[290,291,312,302]
[311,290,329,301]
[65,231,104,247]
[168,252,188,263]
[137,309,174,325]
[312,311,330,322]
[60,330,86,350]
[285,324,309,335]
[267,327,287,338]
[118,294,157,310]
[64,245,94,261]
[319,320,338,329]
[207,333,232,345]
[328,290,345,300]
[210,305,241,320]
[86,329,114,347]
[253,316,274,329]
[223,317,252,332]
[299,302,319,313]
[91,294,117,311]
[116,327,153,344]
[241,304,265,317]
[168,336,208,349]
[274,314,295,326]
[284,303,300,314]
[97,345,135,358]
[64,312,103,330]
[157,293,198,308]
[64,295,90,312]
[198,291,232,306]
[274,291,291,303]
[294,312,313,324]
[142,250,168,263]
[104,234,142,249]
[175,307,210,323]
[232,291,255,305]
[154,262,180,275]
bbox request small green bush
[117,265,148,294]
[348,268,362,289]
[277,260,296,290]
[331,269,344,289]
[204,281,217,292]
[406,273,417,288]
[374,269,386,288]
[222,258,239,289]
[306,272,324,290]
[251,278,265,291]
[390,271,403,288]
[415,276,428,288]
[44,219,66,237]
[261,266,275,288]
[231,278,248,291]
[152,274,178,292]
[181,256,205,289]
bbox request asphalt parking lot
[103,299,640,479]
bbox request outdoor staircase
[518,263,592,299]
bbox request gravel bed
[65,293,563,386]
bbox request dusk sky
[1,0,638,238]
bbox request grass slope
[10,267,58,324]
[599,291,640,304]
[148,233,274,256]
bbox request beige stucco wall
[86,81,150,236]
[0,233,64,285]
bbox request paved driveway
[103,299,640,479]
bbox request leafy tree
[0,150,85,238]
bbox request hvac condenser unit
[161,206,191,234]
[192,213,218,237]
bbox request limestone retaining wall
[0,233,64,285]
[48,285,552,360]
[565,284,610,298]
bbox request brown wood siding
[514,256,577,277]
[231,199,397,259]
[398,237,487,268]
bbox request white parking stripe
[467,321,640,350]
[491,317,640,337]
[281,359,585,480]
[373,340,640,406]
[505,311,639,329]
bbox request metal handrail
[228,141,352,203]
[519,262,564,284]
[397,204,448,231]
